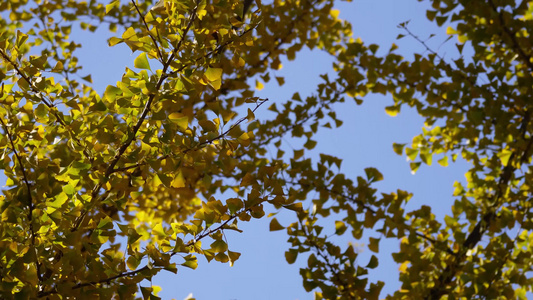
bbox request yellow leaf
[458,34,468,43]
[152,223,165,237]
[210,240,228,252]
[122,27,137,40]
[237,132,250,146]
[210,79,222,90]
[105,0,120,14]
[399,261,410,273]
[51,61,63,73]
[335,220,347,235]
[108,36,122,46]
[446,26,456,35]
[392,143,405,155]
[169,113,188,131]
[246,108,255,122]
[205,67,222,82]
[385,105,400,116]
[438,156,449,167]
[255,80,264,91]
[171,171,185,188]
[498,149,512,166]
[228,250,241,266]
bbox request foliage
[0,0,532,299]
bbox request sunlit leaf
[134,53,151,70]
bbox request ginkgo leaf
[169,114,188,131]
[108,37,123,46]
[170,171,185,188]
[438,156,449,167]
[134,53,151,70]
[385,105,400,116]
[228,250,241,266]
[269,218,284,231]
[368,237,380,253]
[285,249,298,264]
[365,167,384,182]
[366,255,379,269]
[105,0,120,14]
[335,221,347,235]
[240,172,256,187]
[205,68,222,82]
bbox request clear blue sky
[9,0,473,299]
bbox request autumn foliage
[0,0,532,298]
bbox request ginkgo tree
[0,0,532,298]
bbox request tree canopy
[0,0,532,298]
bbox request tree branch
[425,107,532,299]
[0,114,43,285]
[131,0,164,62]
[71,2,200,232]
[488,0,533,73]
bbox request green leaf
[226,198,244,214]
[134,53,151,70]
[210,240,228,252]
[97,217,114,230]
[127,256,140,270]
[304,139,317,150]
[181,255,198,269]
[104,85,122,102]
[16,30,28,48]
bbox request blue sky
[4,0,475,299]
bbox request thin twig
[131,0,164,62]
[42,202,259,297]
[0,114,43,285]
[111,98,268,174]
